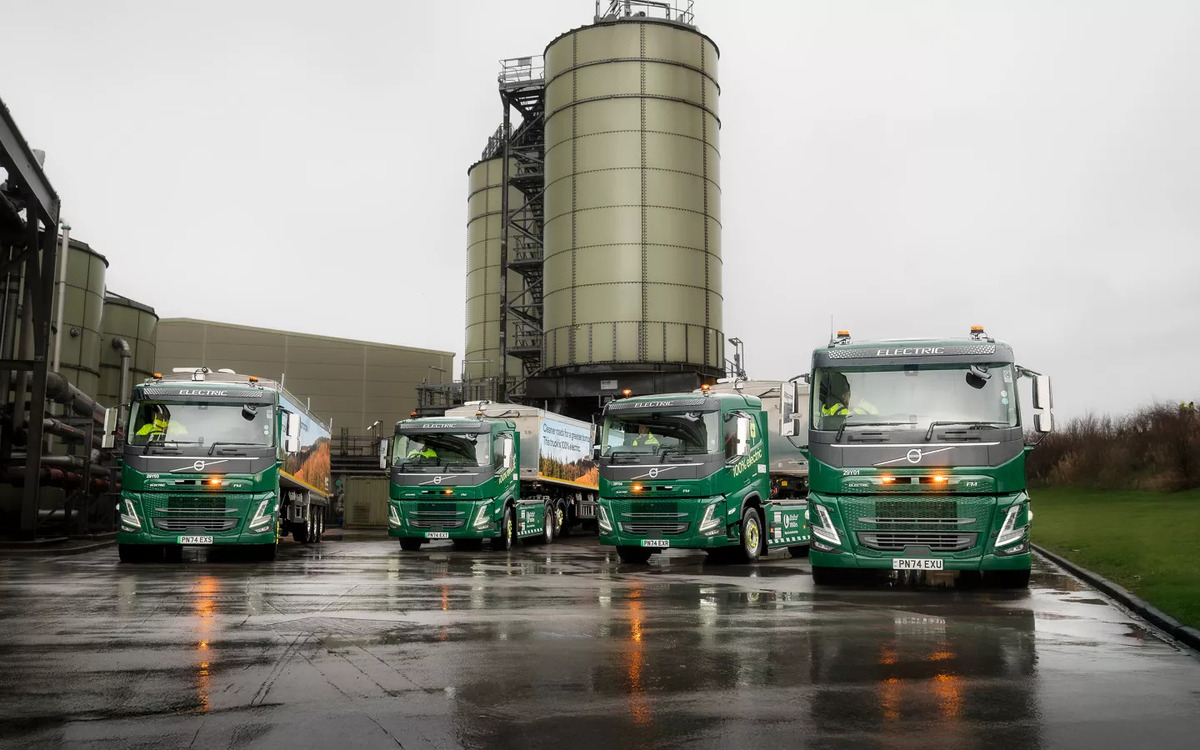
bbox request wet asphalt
[1,535,1199,749]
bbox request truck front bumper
[810,548,1031,571]
[388,500,500,539]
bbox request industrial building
[155,319,454,435]
[424,0,727,421]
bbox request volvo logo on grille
[193,460,206,471]
[648,468,659,478]
[906,449,922,464]
[433,475,443,484]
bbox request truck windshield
[601,411,721,456]
[392,433,490,467]
[811,364,1019,433]
[128,401,274,447]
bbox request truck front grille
[856,531,977,552]
[409,510,466,530]
[620,522,690,535]
[153,518,239,532]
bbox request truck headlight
[248,499,274,531]
[698,499,724,535]
[389,503,402,528]
[995,504,1028,549]
[811,504,842,546]
[597,504,612,534]
[472,504,491,530]
[119,499,141,531]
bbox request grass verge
[1032,487,1200,630]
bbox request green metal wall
[542,19,723,371]
[49,238,108,397]
[98,293,158,408]
[464,157,524,381]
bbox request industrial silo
[540,8,723,380]
[98,292,158,408]
[49,237,108,397]
[464,157,524,382]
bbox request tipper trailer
[595,389,810,564]
[802,326,1053,587]
[115,368,332,562]
[387,402,598,551]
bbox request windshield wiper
[658,447,702,461]
[141,440,194,456]
[606,450,644,463]
[925,421,1009,441]
[208,441,262,455]
[835,421,916,442]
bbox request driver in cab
[136,406,187,439]
[820,372,878,417]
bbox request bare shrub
[1027,402,1199,490]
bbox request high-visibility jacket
[136,416,186,436]
[408,447,437,458]
[632,433,660,447]
[821,400,878,416]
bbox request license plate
[426,532,449,539]
[178,536,213,545]
[893,558,943,570]
[641,539,669,548]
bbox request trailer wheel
[616,546,653,564]
[541,503,554,545]
[293,516,310,544]
[987,569,1031,589]
[399,538,423,551]
[738,508,763,563]
[788,545,810,558]
[316,510,325,542]
[492,506,515,551]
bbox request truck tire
[118,544,147,563]
[987,569,1031,589]
[616,546,653,564]
[492,506,515,551]
[541,504,554,545]
[313,509,323,543]
[255,543,277,562]
[811,565,844,586]
[738,508,764,563]
[293,517,310,544]
[553,500,568,538]
[788,545,810,558]
[399,538,423,551]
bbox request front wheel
[293,515,310,544]
[739,508,763,563]
[987,569,1031,589]
[812,565,845,586]
[399,538,423,551]
[541,504,555,545]
[616,546,653,564]
[254,543,278,562]
[788,545,810,558]
[118,544,149,563]
[491,506,515,551]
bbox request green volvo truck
[802,327,1053,587]
[595,390,810,564]
[115,368,332,562]
[387,403,598,551]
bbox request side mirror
[284,413,301,453]
[780,381,799,437]
[1033,375,1053,410]
[503,435,515,470]
[379,438,389,470]
[592,444,601,461]
[736,416,751,457]
[1035,412,1053,433]
[101,407,118,449]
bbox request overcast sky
[3,0,1197,419]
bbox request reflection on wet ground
[1,536,1199,748]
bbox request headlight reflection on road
[192,576,220,714]
[623,586,651,725]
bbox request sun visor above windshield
[814,342,1015,369]
[605,397,711,413]
[135,386,274,404]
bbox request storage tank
[98,292,158,408]
[464,157,524,381]
[49,238,108,397]
[541,12,723,373]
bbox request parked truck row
[109,326,1052,588]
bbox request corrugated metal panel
[343,476,390,528]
